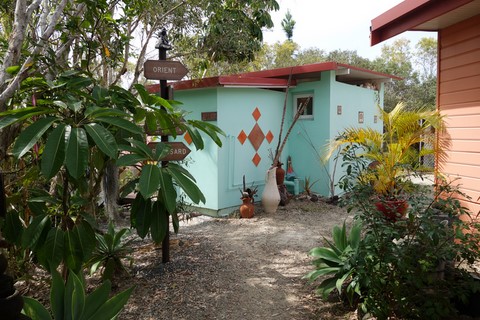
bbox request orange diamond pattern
[252,153,261,167]
[266,130,274,144]
[248,123,265,151]
[237,130,247,145]
[184,132,193,145]
[252,107,261,121]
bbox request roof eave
[370,0,474,45]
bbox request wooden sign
[143,60,188,80]
[201,112,217,121]
[148,142,191,161]
[145,125,186,136]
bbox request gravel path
[119,199,356,320]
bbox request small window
[294,94,313,119]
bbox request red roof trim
[240,61,339,78]
[370,0,473,45]
[145,61,398,92]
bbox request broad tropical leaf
[86,286,134,320]
[166,165,205,204]
[3,212,23,246]
[150,200,169,244]
[308,247,342,264]
[116,154,147,167]
[22,297,53,320]
[12,117,57,159]
[157,170,177,213]
[139,164,160,199]
[131,195,152,238]
[66,127,89,179]
[84,123,118,158]
[21,214,51,251]
[51,270,65,320]
[64,230,84,273]
[81,281,111,320]
[38,228,65,271]
[41,124,67,179]
[95,116,142,135]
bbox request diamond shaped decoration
[252,153,261,166]
[252,107,261,122]
[237,130,247,145]
[266,130,274,144]
[184,132,193,145]
[248,123,265,151]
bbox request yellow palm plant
[329,102,446,198]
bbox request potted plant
[239,175,258,218]
[328,102,445,221]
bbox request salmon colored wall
[438,14,480,217]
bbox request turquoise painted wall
[174,87,285,215]
[173,73,384,214]
[285,71,384,197]
[286,73,332,197]
[217,88,285,212]
[171,89,220,211]
[327,78,384,197]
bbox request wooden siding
[438,14,480,215]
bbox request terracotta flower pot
[240,197,254,218]
[374,198,408,222]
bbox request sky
[263,0,437,60]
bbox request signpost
[143,60,189,80]
[147,142,191,161]
[143,28,190,264]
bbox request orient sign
[148,142,191,161]
[143,60,188,80]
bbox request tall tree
[0,0,279,161]
[281,9,296,41]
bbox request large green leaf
[127,139,154,158]
[0,107,53,129]
[131,195,152,238]
[21,214,51,251]
[71,272,86,320]
[187,120,225,147]
[86,286,134,320]
[333,223,347,251]
[84,123,118,158]
[38,228,65,271]
[95,116,142,135]
[158,170,177,214]
[12,117,57,159]
[3,212,23,246]
[139,164,160,199]
[22,297,53,320]
[72,222,96,263]
[64,230,83,273]
[150,200,169,244]
[81,281,111,320]
[66,127,89,179]
[41,124,67,179]
[51,270,65,320]
[166,165,205,204]
[308,247,342,264]
[116,153,147,167]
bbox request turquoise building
[149,62,398,216]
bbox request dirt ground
[117,198,357,320]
